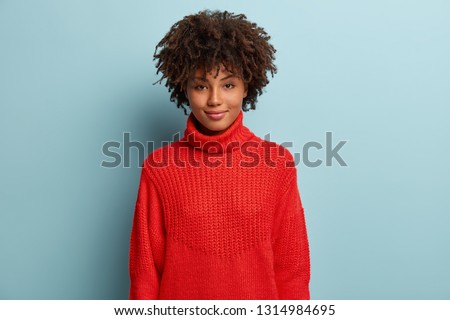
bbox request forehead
[191,65,239,80]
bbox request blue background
[1,0,449,299]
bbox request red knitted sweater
[129,111,310,299]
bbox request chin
[205,123,228,132]
[196,119,230,134]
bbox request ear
[243,84,248,98]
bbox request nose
[207,87,223,106]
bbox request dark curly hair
[153,10,277,114]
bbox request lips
[205,111,227,121]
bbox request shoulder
[141,140,184,173]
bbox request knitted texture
[129,111,310,299]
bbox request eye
[224,83,235,89]
[194,84,207,91]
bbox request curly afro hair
[153,10,277,114]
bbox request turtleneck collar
[181,110,255,154]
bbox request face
[185,66,248,135]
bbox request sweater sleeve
[129,167,165,299]
[272,170,311,300]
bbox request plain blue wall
[1,0,449,299]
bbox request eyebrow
[193,74,236,82]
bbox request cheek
[233,90,247,106]
[185,90,196,105]
[186,92,204,109]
